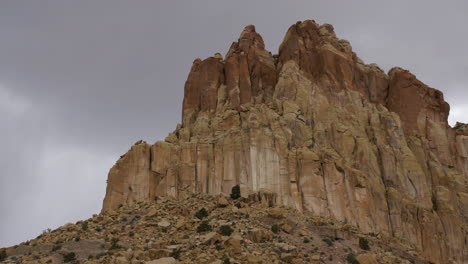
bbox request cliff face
[102,20,467,263]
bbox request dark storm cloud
[0,0,467,246]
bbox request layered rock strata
[102,20,467,263]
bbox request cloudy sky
[0,0,467,247]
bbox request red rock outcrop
[102,21,467,263]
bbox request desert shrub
[0,249,7,261]
[219,225,234,236]
[359,237,370,250]
[63,252,76,263]
[81,222,88,231]
[271,224,280,233]
[169,248,181,259]
[109,238,121,250]
[230,185,240,200]
[221,255,231,264]
[197,221,212,233]
[322,237,334,247]
[346,253,359,264]
[195,208,209,219]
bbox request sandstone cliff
[102,20,467,263]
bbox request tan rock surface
[100,20,467,264]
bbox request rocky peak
[454,122,468,134]
[101,20,467,264]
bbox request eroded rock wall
[102,21,467,263]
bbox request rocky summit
[2,20,467,263]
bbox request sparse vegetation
[323,237,334,247]
[169,248,181,259]
[63,252,76,263]
[81,222,88,231]
[221,255,231,264]
[197,221,212,233]
[359,237,370,250]
[230,185,240,200]
[219,225,234,236]
[271,224,280,233]
[346,253,359,264]
[52,244,62,251]
[195,208,209,219]
[109,238,121,250]
[0,249,7,261]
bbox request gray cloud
[0,0,467,246]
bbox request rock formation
[0,193,434,263]
[102,20,467,263]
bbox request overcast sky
[0,0,467,247]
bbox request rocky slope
[0,193,435,264]
[100,20,467,263]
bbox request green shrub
[0,249,7,261]
[63,252,76,263]
[81,222,88,231]
[359,237,370,250]
[197,221,212,233]
[52,244,62,252]
[322,237,334,247]
[195,208,209,219]
[109,238,121,250]
[271,224,280,233]
[219,225,234,236]
[169,248,181,259]
[230,185,240,200]
[215,244,224,251]
[346,253,359,264]
[221,255,231,264]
